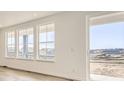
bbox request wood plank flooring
[0,66,68,81]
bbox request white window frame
[17,27,34,60]
[87,12,124,80]
[37,23,55,62]
[5,31,16,58]
[4,22,55,63]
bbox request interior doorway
[88,12,124,80]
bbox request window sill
[36,59,55,62]
[5,57,55,62]
[16,57,34,61]
[5,56,16,59]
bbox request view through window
[38,24,55,60]
[6,31,16,57]
[90,22,124,79]
[18,28,34,59]
[5,23,55,61]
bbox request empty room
[0,11,86,81]
[0,11,123,81]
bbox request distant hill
[90,48,124,55]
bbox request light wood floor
[0,66,69,81]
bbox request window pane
[6,31,16,57]
[39,48,46,56]
[90,22,124,79]
[28,35,33,44]
[18,35,23,57]
[47,42,54,49]
[19,36,23,44]
[39,32,47,42]
[8,46,15,52]
[18,28,34,59]
[19,44,23,56]
[47,32,55,42]
[27,44,33,59]
[11,37,15,44]
[38,23,55,60]
[46,42,55,57]
[39,43,46,56]
[40,43,46,48]
[8,37,12,45]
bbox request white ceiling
[90,12,123,26]
[0,11,59,28]
[0,11,115,29]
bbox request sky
[90,22,124,49]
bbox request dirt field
[90,61,124,78]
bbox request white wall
[0,12,90,80]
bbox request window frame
[87,12,124,80]
[4,22,55,62]
[17,27,35,60]
[5,30,16,58]
[37,23,55,62]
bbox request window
[90,22,124,80]
[18,28,34,59]
[5,23,55,62]
[38,23,55,61]
[5,31,16,58]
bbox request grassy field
[90,60,124,78]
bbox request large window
[38,23,55,61]
[90,22,124,80]
[6,31,16,57]
[5,23,55,62]
[18,28,34,59]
